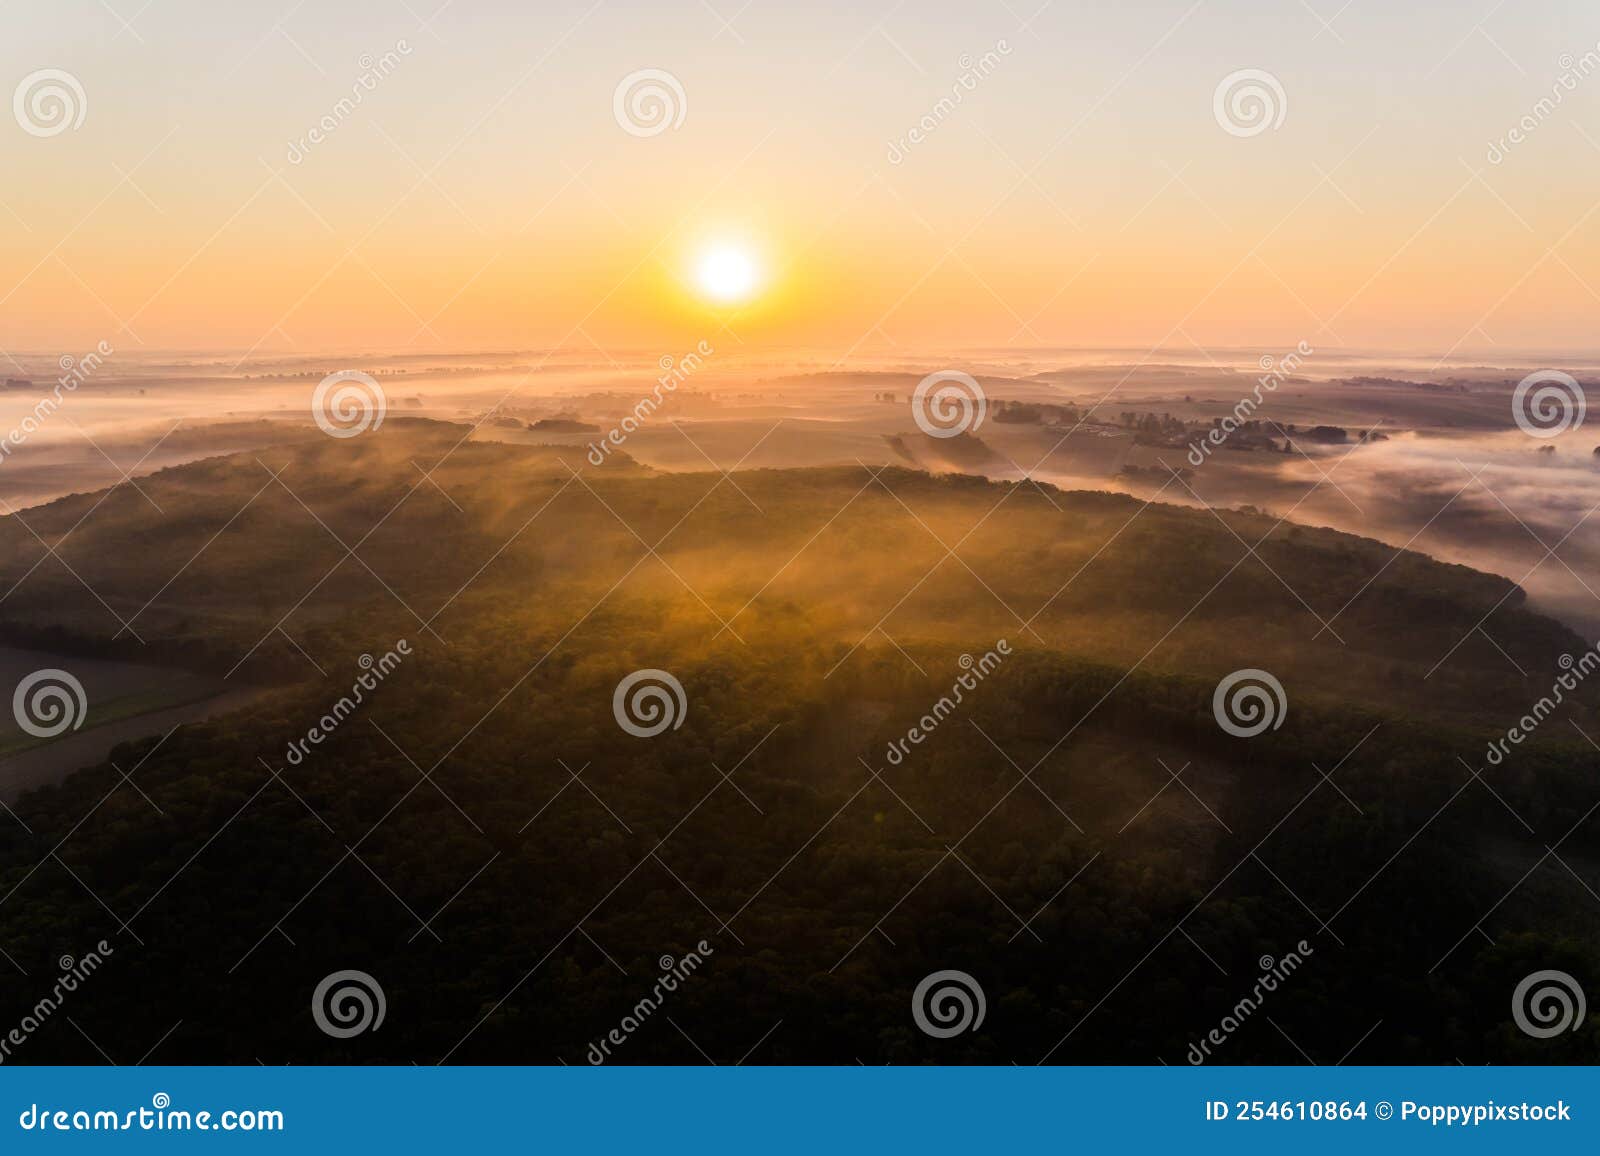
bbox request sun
[694,243,762,305]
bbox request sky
[4,0,1600,359]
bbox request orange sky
[5,0,1600,358]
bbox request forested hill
[0,420,1595,1065]
[0,419,1582,724]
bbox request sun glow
[694,243,763,305]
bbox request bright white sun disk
[695,245,760,304]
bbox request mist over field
[7,347,1599,633]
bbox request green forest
[0,420,1595,1064]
